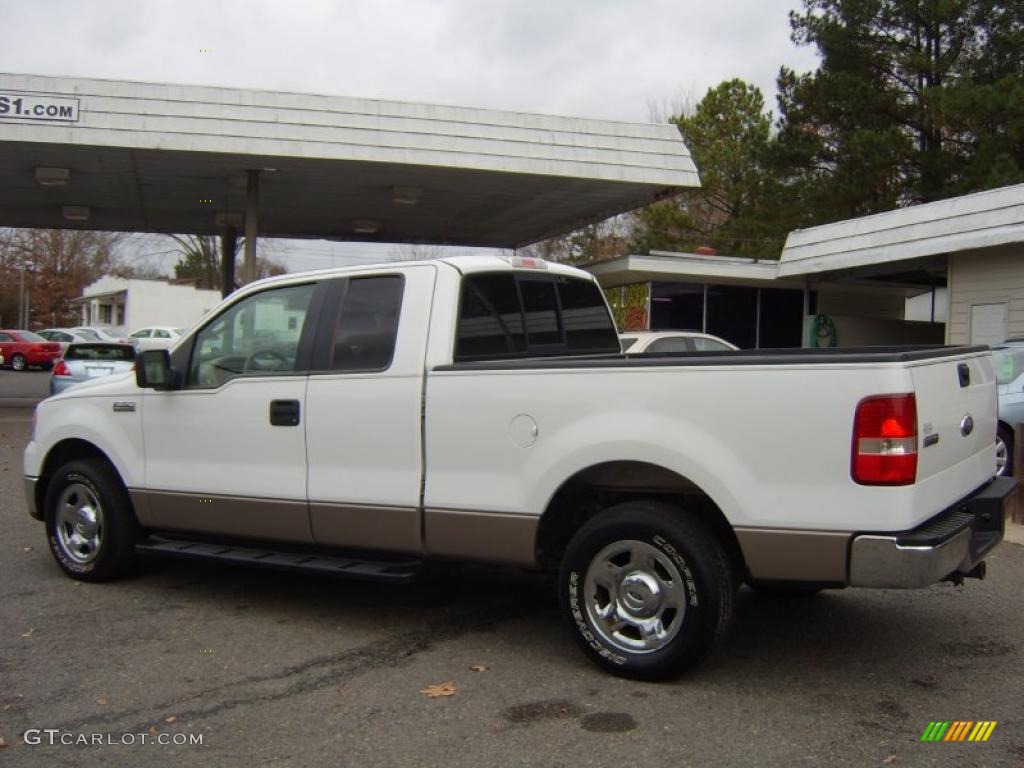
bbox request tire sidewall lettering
[567,570,627,665]
[652,534,699,607]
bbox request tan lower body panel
[130,489,313,544]
[734,527,852,583]
[425,508,538,567]
[309,502,421,553]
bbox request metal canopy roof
[0,73,699,247]
[778,183,1024,278]
[584,252,797,288]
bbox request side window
[456,274,526,360]
[647,337,693,354]
[188,283,317,387]
[131,329,150,338]
[0,333,10,342]
[330,276,404,372]
[154,329,170,338]
[692,337,731,351]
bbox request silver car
[992,345,1024,476]
[50,342,137,396]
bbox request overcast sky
[0,0,820,271]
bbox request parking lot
[1,369,1022,766]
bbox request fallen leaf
[469,664,489,673]
[20,629,33,638]
[165,716,177,724]
[96,697,108,706]
[882,755,896,765]
[2,704,11,711]
[421,681,457,698]
[23,546,32,553]
[0,736,6,749]
[148,725,159,736]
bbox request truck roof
[233,255,594,295]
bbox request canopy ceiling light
[35,167,70,186]
[351,219,380,235]
[392,185,422,205]
[62,205,90,221]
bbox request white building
[73,277,222,335]
[586,183,1024,348]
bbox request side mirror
[136,349,176,390]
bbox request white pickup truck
[23,256,1015,679]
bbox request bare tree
[0,228,122,328]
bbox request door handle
[269,399,301,426]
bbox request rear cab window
[455,272,619,362]
[66,344,135,361]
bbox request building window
[99,304,112,324]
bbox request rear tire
[996,424,1014,477]
[558,500,734,680]
[44,458,140,582]
[11,353,26,371]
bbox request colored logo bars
[921,721,997,742]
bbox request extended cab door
[304,265,435,553]
[137,281,325,542]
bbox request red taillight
[53,360,71,377]
[852,394,917,485]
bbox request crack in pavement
[43,598,541,734]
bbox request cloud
[0,0,818,119]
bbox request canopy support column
[243,169,260,284]
[220,225,238,298]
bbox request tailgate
[911,351,996,480]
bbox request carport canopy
[0,73,699,250]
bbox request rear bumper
[849,476,1016,588]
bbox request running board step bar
[135,535,422,582]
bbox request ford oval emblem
[960,415,974,437]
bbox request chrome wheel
[11,354,25,371]
[583,539,686,654]
[55,482,104,564]
[995,436,1008,476]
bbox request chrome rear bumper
[849,476,1016,588]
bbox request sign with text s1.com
[0,92,80,122]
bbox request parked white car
[620,330,738,354]
[69,326,130,343]
[129,326,185,351]
[37,328,99,354]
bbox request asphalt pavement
[0,391,1022,767]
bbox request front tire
[44,458,140,581]
[559,501,734,680]
[11,353,26,371]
